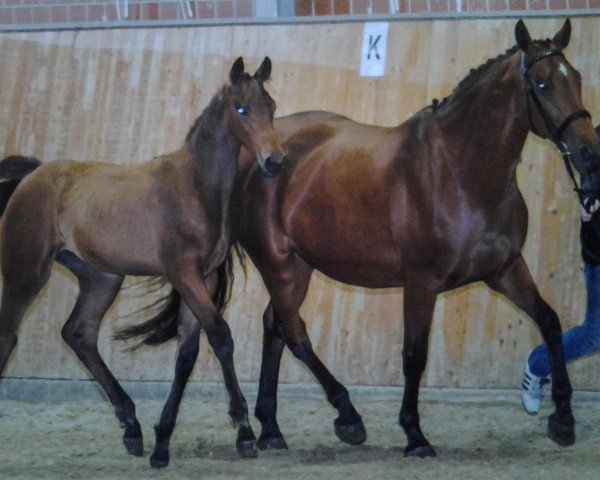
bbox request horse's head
[516,19,600,207]
[224,56,285,177]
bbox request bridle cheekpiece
[521,49,591,205]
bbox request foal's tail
[115,245,242,348]
[0,155,42,215]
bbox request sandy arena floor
[1,386,600,479]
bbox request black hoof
[257,434,288,451]
[548,412,575,447]
[237,439,258,458]
[123,435,144,457]
[334,418,367,446]
[404,443,437,458]
[150,451,169,469]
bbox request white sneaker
[521,360,550,414]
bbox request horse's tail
[114,245,243,348]
[0,155,42,216]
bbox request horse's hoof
[150,452,169,469]
[257,434,288,451]
[123,435,144,457]
[334,418,367,445]
[404,443,437,458]
[548,412,575,447]
[237,439,258,458]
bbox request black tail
[0,155,42,216]
[114,246,241,348]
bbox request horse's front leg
[486,254,575,446]
[400,284,438,457]
[255,302,288,450]
[172,266,257,458]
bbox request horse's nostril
[264,156,283,176]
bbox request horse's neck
[185,104,240,233]
[440,53,530,172]
[187,103,240,196]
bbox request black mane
[429,39,554,111]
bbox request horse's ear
[552,18,571,50]
[515,19,532,52]
[254,56,272,85]
[230,57,245,84]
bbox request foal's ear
[254,56,272,85]
[515,19,532,52]
[230,57,246,84]
[552,18,571,50]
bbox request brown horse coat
[233,20,600,455]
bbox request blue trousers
[528,263,600,378]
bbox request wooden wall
[1,18,599,390]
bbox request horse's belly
[296,241,402,288]
[60,211,164,275]
[65,233,162,276]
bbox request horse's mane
[429,39,553,111]
[184,88,226,146]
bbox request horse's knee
[288,338,314,362]
[205,321,234,361]
[399,409,420,430]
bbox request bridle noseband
[521,49,591,205]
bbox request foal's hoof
[257,434,288,451]
[237,439,258,458]
[404,443,437,458]
[150,451,169,469]
[334,417,367,445]
[123,435,144,457]
[548,412,575,447]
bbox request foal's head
[224,57,285,177]
[516,19,600,203]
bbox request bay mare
[0,57,285,468]
[230,20,600,455]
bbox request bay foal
[0,57,284,468]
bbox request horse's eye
[236,105,248,116]
[537,82,549,90]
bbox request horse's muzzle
[261,155,285,177]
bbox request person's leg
[523,263,600,413]
[530,263,600,376]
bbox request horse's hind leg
[150,301,200,468]
[257,257,365,447]
[486,254,574,447]
[0,245,56,374]
[56,252,143,456]
[0,280,49,374]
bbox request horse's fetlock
[115,400,137,423]
[399,410,419,429]
[329,388,350,408]
[154,422,174,441]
